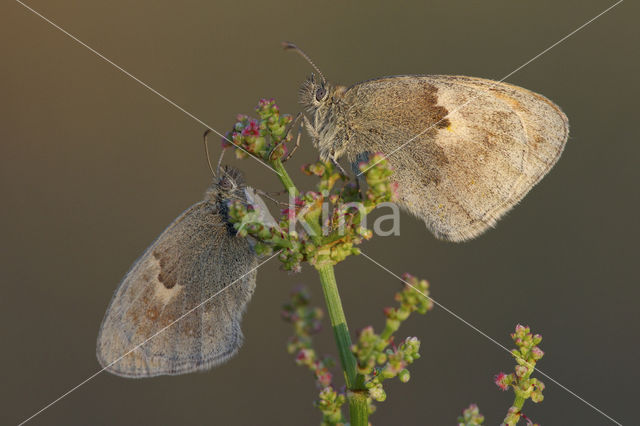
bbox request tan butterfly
[97,166,271,377]
[286,42,568,242]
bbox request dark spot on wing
[146,306,159,320]
[420,81,450,129]
[153,249,178,289]
[532,134,545,150]
[482,134,497,148]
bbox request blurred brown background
[2,0,638,424]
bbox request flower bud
[494,372,511,391]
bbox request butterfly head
[299,73,333,113]
[205,165,246,205]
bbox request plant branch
[272,157,298,197]
[315,263,368,426]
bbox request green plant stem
[315,263,368,426]
[272,158,297,196]
[348,391,369,425]
[512,394,526,412]
[272,157,324,242]
[506,368,534,426]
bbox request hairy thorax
[310,86,352,161]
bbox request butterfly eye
[219,177,233,191]
[315,86,327,101]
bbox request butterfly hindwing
[342,75,568,241]
[97,200,257,378]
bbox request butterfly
[287,43,569,242]
[97,166,271,377]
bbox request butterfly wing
[342,75,568,241]
[96,201,257,377]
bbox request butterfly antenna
[215,148,226,177]
[282,41,326,85]
[203,129,216,177]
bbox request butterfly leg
[269,112,303,162]
[303,114,321,147]
[255,189,289,207]
[351,152,370,199]
[283,120,304,162]
[330,154,349,177]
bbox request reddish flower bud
[494,372,510,391]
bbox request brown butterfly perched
[285,42,569,242]
[97,166,272,378]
